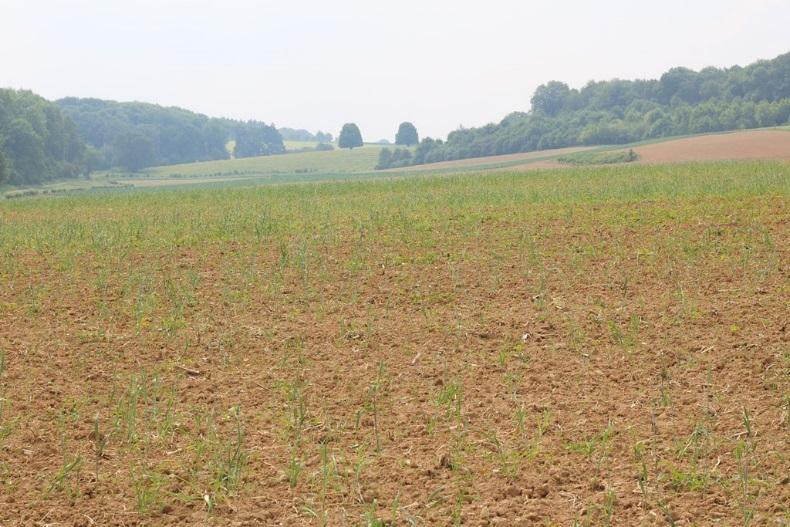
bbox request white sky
[1,0,789,141]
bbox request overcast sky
[2,0,789,141]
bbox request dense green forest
[378,51,790,168]
[0,89,85,185]
[56,98,284,170]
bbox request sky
[1,0,789,141]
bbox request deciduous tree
[338,123,363,149]
[395,122,419,146]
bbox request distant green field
[226,139,329,156]
[557,148,638,165]
[0,177,133,199]
[139,145,385,178]
[284,140,321,151]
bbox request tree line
[376,51,790,169]
[2,92,325,184]
[2,89,371,185]
[0,89,85,185]
[57,97,288,171]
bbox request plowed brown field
[0,162,788,526]
[505,129,790,172]
[634,130,790,164]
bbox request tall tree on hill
[395,122,419,146]
[338,123,363,149]
[530,81,571,116]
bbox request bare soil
[633,130,790,164]
[0,175,787,526]
[502,129,790,172]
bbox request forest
[57,98,284,170]
[377,51,790,168]
[0,89,85,185]
[1,94,288,183]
